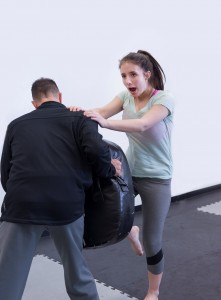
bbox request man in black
[0,78,121,300]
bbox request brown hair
[31,78,60,101]
[119,50,166,90]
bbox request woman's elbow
[139,126,148,132]
[139,121,150,132]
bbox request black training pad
[83,140,135,248]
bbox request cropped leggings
[132,177,171,275]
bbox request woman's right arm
[94,96,123,118]
[69,96,123,119]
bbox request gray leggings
[133,177,171,275]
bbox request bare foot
[144,293,158,300]
[127,225,144,256]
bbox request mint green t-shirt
[118,90,175,179]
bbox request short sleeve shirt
[118,90,175,179]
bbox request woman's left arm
[84,104,169,132]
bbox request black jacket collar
[37,101,66,109]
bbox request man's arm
[1,127,12,191]
[74,116,118,178]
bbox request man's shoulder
[8,109,85,129]
[63,110,84,118]
[8,110,36,128]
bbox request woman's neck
[137,87,155,102]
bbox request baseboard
[171,184,221,202]
[135,184,221,212]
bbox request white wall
[0,0,220,204]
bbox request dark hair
[31,78,60,101]
[119,50,166,90]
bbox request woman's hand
[84,110,109,128]
[69,106,84,112]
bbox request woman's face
[120,62,150,97]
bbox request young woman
[71,50,174,300]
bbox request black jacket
[0,101,115,225]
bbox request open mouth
[128,87,136,93]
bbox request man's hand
[111,159,122,177]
